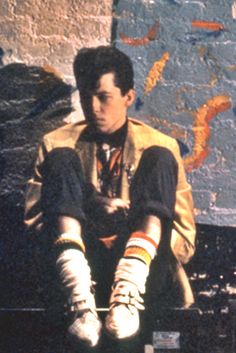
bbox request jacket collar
[75,119,143,198]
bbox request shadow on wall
[0,59,73,307]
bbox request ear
[125,89,136,107]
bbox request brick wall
[0,0,113,307]
[0,0,112,223]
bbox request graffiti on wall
[184,95,231,172]
[143,52,170,96]
[120,21,159,46]
[115,3,233,173]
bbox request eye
[97,93,110,103]
[80,92,91,101]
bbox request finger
[110,198,130,209]
[104,205,118,214]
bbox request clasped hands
[94,195,130,215]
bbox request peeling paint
[143,52,170,96]
[120,21,159,46]
[184,95,232,172]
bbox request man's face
[79,72,135,134]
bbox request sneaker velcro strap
[67,286,98,317]
[70,300,91,312]
[110,282,145,310]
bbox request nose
[92,96,101,113]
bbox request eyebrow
[96,89,112,95]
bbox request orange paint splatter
[192,20,225,31]
[147,21,159,40]
[120,33,149,46]
[184,95,232,172]
[226,64,236,71]
[143,52,170,96]
[43,64,63,79]
[147,116,186,140]
[120,21,159,47]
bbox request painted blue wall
[113,0,236,226]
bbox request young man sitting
[24,46,196,348]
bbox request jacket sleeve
[24,139,49,233]
[170,140,196,264]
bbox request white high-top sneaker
[105,280,144,340]
[56,248,102,347]
[67,294,102,348]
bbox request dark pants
[40,146,178,308]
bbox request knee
[140,146,178,170]
[45,147,78,165]
[41,147,81,176]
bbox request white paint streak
[232,2,236,19]
[184,0,205,9]
[142,0,155,4]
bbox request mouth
[87,117,106,132]
[92,117,105,126]
[85,114,108,131]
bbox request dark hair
[73,46,134,96]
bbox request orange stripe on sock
[130,231,159,249]
[54,236,85,252]
[124,246,152,265]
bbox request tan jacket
[24,118,196,264]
